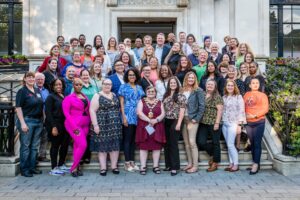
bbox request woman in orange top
[244,77,269,175]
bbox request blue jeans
[245,119,265,165]
[17,117,43,173]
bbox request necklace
[144,98,158,119]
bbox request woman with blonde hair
[89,62,103,92]
[236,43,254,68]
[140,45,155,67]
[181,71,205,173]
[164,42,185,75]
[188,42,200,66]
[237,62,250,82]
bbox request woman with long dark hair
[163,76,186,176]
[155,65,173,101]
[199,60,225,96]
[119,68,145,172]
[43,58,60,91]
[198,79,223,172]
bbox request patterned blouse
[222,95,246,124]
[201,95,224,125]
[163,94,186,119]
[118,83,145,125]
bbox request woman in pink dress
[62,78,91,177]
[136,85,166,175]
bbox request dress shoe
[71,171,78,177]
[30,169,42,174]
[249,169,259,175]
[22,171,33,177]
[243,145,251,152]
[77,169,83,176]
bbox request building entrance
[118,18,176,45]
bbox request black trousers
[47,123,70,169]
[123,125,136,162]
[164,118,180,170]
[197,123,221,163]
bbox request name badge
[36,93,41,98]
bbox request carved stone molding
[107,0,118,7]
[106,0,189,7]
[177,0,189,7]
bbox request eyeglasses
[103,83,112,86]
[115,64,124,67]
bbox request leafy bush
[266,58,300,156]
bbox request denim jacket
[186,88,205,122]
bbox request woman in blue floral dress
[119,68,145,172]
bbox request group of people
[15,32,269,178]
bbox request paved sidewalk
[0,169,300,200]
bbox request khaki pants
[182,117,199,168]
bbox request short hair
[78,34,86,39]
[70,37,79,44]
[84,44,92,49]
[124,68,140,84]
[143,35,152,42]
[50,78,66,93]
[210,42,220,49]
[46,58,59,72]
[186,34,196,43]
[35,72,45,79]
[80,69,90,77]
[157,32,165,38]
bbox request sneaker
[59,164,70,173]
[49,167,65,176]
[130,162,140,171]
[124,162,135,172]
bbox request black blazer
[153,44,171,65]
[208,53,223,66]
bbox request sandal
[100,169,107,176]
[186,167,198,174]
[152,167,161,174]
[112,168,120,175]
[182,165,192,171]
[139,167,147,175]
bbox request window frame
[0,0,22,55]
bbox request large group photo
[16,31,268,178]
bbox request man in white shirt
[124,38,139,67]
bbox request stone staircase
[37,140,273,171]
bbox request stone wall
[23,0,270,57]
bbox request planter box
[0,64,29,73]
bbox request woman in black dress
[90,79,122,176]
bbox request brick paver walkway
[0,169,300,200]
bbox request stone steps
[37,140,272,170]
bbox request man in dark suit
[153,33,171,65]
